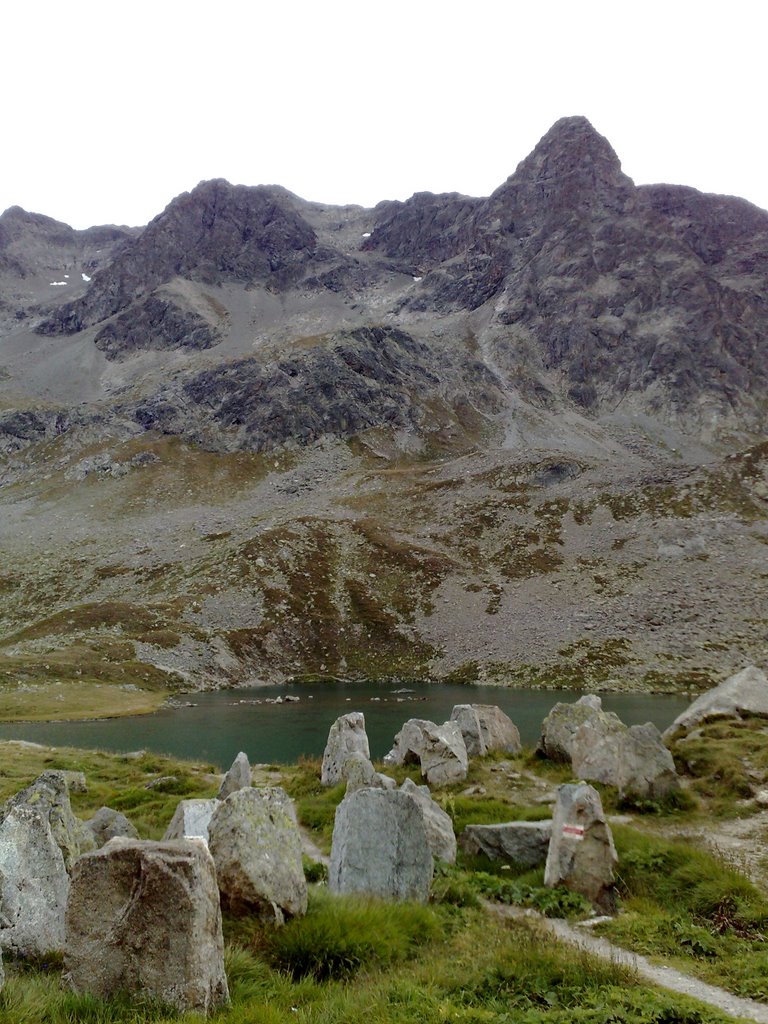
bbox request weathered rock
[544,783,617,913]
[64,838,229,1014]
[384,718,468,786]
[329,788,433,902]
[2,771,85,871]
[536,695,603,762]
[400,778,457,863]
[459,821,552,868]
[664,666,768,738]
[83,807,139,848]
[321,712,370,787]
[474,705,522,755]
[207,787,306,922]
[571,718,679,799]
[450,705,486,757]
[344,753,396,792]
[217,752,251,800]
[59,771,88,794]
[0,806,69,956]
[164,799,218,842]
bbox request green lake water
[0,681,690,769]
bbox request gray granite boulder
[217,752,251,800]
[544,783,617,913]
[64,838,229,1015]
[536,695,603,763]
[400,778,456,863]
[384,718,468,786]
[664,666,768,739]
[321,713,370,787]
[164,800,218,842]
[474,705,522,754]
[0,806,70,956]
[459,820,552,868]
[2,771,90,871]
[83,807,139,848]
[571,718,679,798]
[344,753,396,793]
[329,788,433,902]
[208,787,306,922]
[450,705,487,757]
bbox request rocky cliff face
[0,116,766,696]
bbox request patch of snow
[64,274,69,278]
[413,276,423,282]
[49,281,67,286]
[81,273,91,282]
[361,232,371,238]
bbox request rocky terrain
[0,116,766,710]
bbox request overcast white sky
[2,0,766,228]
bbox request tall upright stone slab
[450,705,487,757]
[474,705,522,754]
[400,778,456,863]
[217,752,251,800]
[208,787,307,922]
[64,838,229,1015]
[544,783,617,913]
[321,712,370,787]
[3,770,87,870]
[0,806,70,956]
[164,799,218,842]
[537,695,603,763]
[329,788,433,902]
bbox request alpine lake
[0,681,691,769]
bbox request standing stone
[321,713,370,787]
[400,778,456,863]
[536,695,603,762]
[0,806,70,956]
[64,838,229,1015]
[384,719,468,787]
[208,787,307,922]
[217,752,251,800]
[450,705,487,757]
[544,783,617,913]
[164,799,218,842]
[83,807,139,848]
[474,705,522,755]
[2,771,86,871]
[571,719,679,799]
[459,821,552,868]
[329,789,433,902]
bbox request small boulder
[2,771,85,871]
[384,719,468,787]
[536,695,603,763]
[163,800,218,842]
[450,705,486,757]
[64,838,229,1015]
[321,713,370,787]
[83,807,139,848]
[571,718,679,799]
[544,783,617,913]
[217,752,251,800]
[344,754,396,793]
[474,705,522,754]
[664,666,768,739]
[400,778,457,863]
[329,788,433,902]
[459,821,552,868]
[59,771,88,794]
[0,806,69,956]
[208,787,306,923]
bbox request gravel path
[488,903,768,1023]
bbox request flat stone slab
[460,820,552,867]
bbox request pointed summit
[516,116,624,182]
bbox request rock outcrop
[544,783,617,913]
[64,838,229,1014]
[329,788,433,902]
[460,821,552,868]
[0,806,70,956]
[664,666,768,738]
[384,718,468,786]
[217,751,252,800]
[321,712,371,787]
[207,787,306,922]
